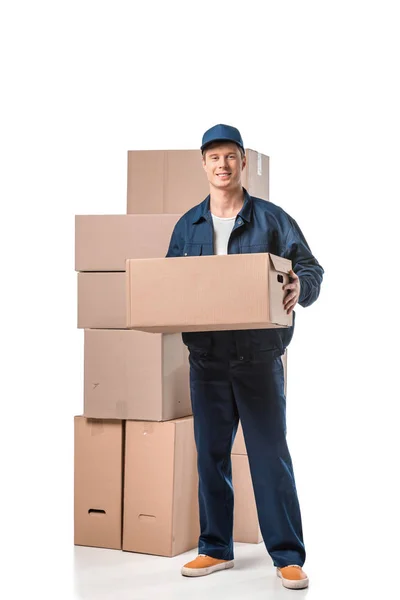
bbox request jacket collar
[191,187,253,224]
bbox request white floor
[72,538,392,600]
[74,543,303,600]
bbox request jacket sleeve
[281,215,324,308]
[165,223,184,258]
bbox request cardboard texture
[84,329,191,421]
[78,272,127,329]
[75,214,180,272]
[232,350,288,455]
[127,149,269,214]
[232,454,262,544]
[123,417,199,557]
[126,253,292,333]
[74,416,124,550]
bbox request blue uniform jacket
[165,188,324,358]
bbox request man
[165,124,324,590]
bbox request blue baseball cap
[201,124,244,153]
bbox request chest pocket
[183,243,202,256]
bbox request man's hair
[202,141,245,160]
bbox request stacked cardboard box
[74,210,198,556]
[74,146,286,556]
[126,149,269,214]
[74,186,198,555]
[74,416,123,550]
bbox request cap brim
[201,138,244,152]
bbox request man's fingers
[284,294,298,308]
[286,299,297,314]
[284,292,296,304]
[283,273,300,311]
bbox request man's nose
[218,156,228,167]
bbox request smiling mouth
[217,173,231,177]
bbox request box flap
[269,254,292,274]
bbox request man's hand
[283,269,301,315]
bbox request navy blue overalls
[166,189,324,568]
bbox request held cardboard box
[75,214,180,272]
[77,272,126,329]
[74,416,124,550]
[232,454,262,544]
[127,149,269,214]
[126,253,293,333]
[84,329,191,421]
[123,417,199,557]
[232,350,288,455]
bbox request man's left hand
[283,269,301,315]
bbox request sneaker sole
[276,568,309,589]
[181,560,234,577]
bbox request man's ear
[202,155,207,171]
[241,154,247,171]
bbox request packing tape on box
[257,152,262,176]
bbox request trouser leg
[231,354,306,567]
[189,351,239,560]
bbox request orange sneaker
[181,554,234,577]
[276,565,309,589]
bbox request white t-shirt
[211,213,236,255]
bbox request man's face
[202,142,246,190]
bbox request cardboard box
[127,149,269,214]
[84,329,191,421]
[78,272,126,329]
[75,214,180,272]
[123,417,199,557]
[126,253,292,333]
[74,416,124,550]
[232,350,288,455]
[232,454,262,544]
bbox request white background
[1,1,399,598]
